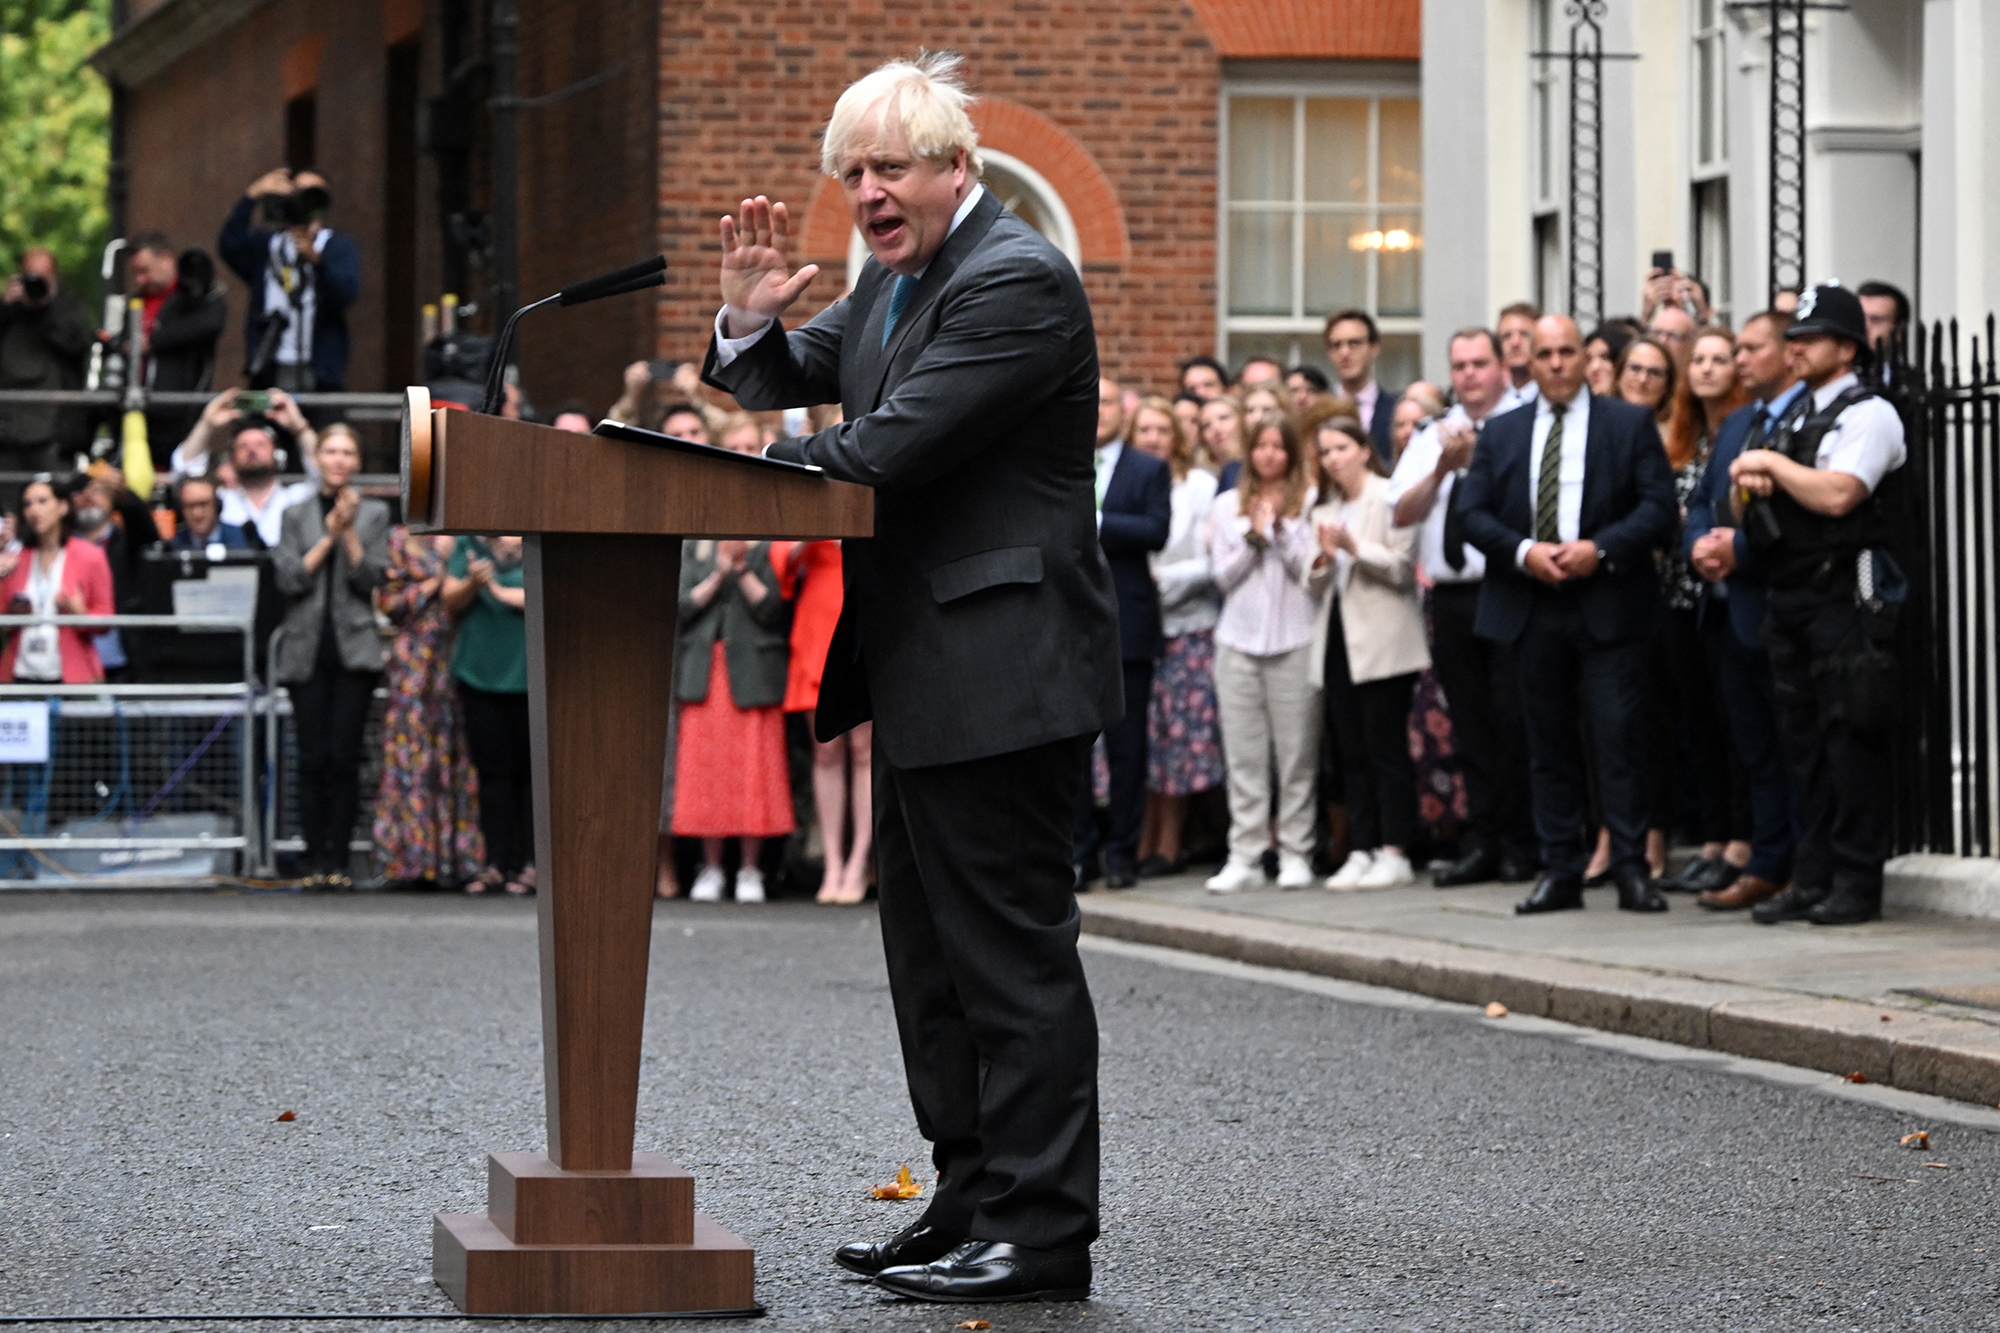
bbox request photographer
[218,169,361,395]
[0,248,96,470]
[129,235,227,467]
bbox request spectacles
[1325,337,1370,354]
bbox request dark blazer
[218,197,362,389]
[173,520,251,552]
[703,188,1121,769]
[1457,392,1677,645]
[1366,385,1398,464]
[1681,401,1768,649]
[1098,445,1171,661]
[674,540,791,709]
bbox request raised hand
[719,197,820,336]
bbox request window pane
[1536,81,1552,201]
[1229,98,1293,202]
[1303,213,1367,315]
[1378,335,1420,398]
[1377,210,1422,317]
[1228,211,1293,316]
[1304,99,1368,203]
[1225,331,1308,380]
[1697,40,1715,165]
[1378,98,1422,204]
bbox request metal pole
[1565,1,1607,328]
[489,0,521,332]
[1766,0,1808,300]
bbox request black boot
[1752,882,1829,924]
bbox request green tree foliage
[0,0,111,298]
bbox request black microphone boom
[479,255,668,415]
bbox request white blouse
[1209,485,1322,658]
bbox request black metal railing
[1885,317,2000,857]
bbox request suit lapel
[865,189,1006,408]
[1580,396,1612,535]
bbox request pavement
[3,891,1999,1331]
[1079,869,2000,1108]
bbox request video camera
[260,183,332,229]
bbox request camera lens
[19,273,48,302]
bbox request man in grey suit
[701,53,1120,1304]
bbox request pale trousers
[1214,642,1323,862]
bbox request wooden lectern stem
[525,533,678,1170]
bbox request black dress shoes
[1136,853,1188,879]
[1808,888,1882,926]
[834,1219,967,1277]
[1514,871,1584,914]
[1496,854,1539,884]
[1752,882,1829,924]
[1432,848,1499,888]
[1613,866,1668,912]
[1102,865,1138,889]
[1670,857,1741,895]
[875,1239,1091,1304]
[1656,855,1712,892]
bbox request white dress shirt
[221,479,316,548]
[1092,438,1122,528]
[1209,486,1322,657]
[1514,389,1591,570]
[1802,371,1907,493]
[1384,402,1511,585]
[712,185,989,366]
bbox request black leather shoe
[1514,872,1584,914]
[1432,848,1499,888]
[1613,866,1668,912]
[1582,866,1614,888]
[1103,867,1137,890]
[1752,883,1829,924]
[1682,858,1742,895]
[834,1219,967,1277]
[1807,889,1882,926]
[874,1239,1091,1304]
[1137,853,1186,879]
[1656,855,1712,892]
[1496,854,1539,883]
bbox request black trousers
[1073,659,1151,875]
[291,665,378,873]
[1764,586,1889,900]
[1322,604,1419,851]
[1644,607,1751,842]
[1703,610,1801,884]
[877,732,1098,1250]
[1513,591,1650,877]
[1430,582,1536,862]
[459,684,534,876]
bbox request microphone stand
[479,255,668,416]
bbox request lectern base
[433,1212,757,1314]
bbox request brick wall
[653,0,1223,396]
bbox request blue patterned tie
[881,274,916,348]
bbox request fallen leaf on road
[1484,1002,1508,1018]
[1923,1162,1950,1170]
[1880,1014,1894,1022]
[1901,1131,1930,1150]
[871,1165,922,1200]
[956,1322,992,1330]
[1843,1072,1870,1084]
[275,1110,296,1121]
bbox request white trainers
[688,865,725,902]
[1355,850,1414,888]
[1325,850,1374,889]
[733,866,766,903]
[1276,852,1315,889]
[1204,857,1265,893]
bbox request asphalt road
[1,892,1995,1332]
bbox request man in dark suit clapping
[1077,376,1170,889]
[1457,315,1677,915]
[701,53,1120,1305]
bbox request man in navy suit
[1077,376,1171,888]
[1324,309,1400,464]
[1681,309,1806,911]
[1457,315,1677,915]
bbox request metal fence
[1887,318,2000,858]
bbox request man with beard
[217,418,314,548]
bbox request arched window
[846,147,1080,288]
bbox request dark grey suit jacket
[702,188,1121,769]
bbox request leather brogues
[874,1239,1092,1304]
[1698,873,1783,911]
[1614,866,1668,913]
[1752,883,1830,924]
[1432,848,1499,888]
[1514,871,1584,915]
[834,1219,966,1277]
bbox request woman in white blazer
[1306,415,1430,889]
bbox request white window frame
[1216,71,1422,371]
[845,147,1080,290]
[1691,0,1729,177]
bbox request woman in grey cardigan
[271,424,390,886]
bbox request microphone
[480,256,668,415]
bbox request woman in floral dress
[372,529,485,887]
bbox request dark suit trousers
[1430,582,1536,862]
[875,732,1099,1250]
[1644,607,1750,842]
[1763,587,1889,900]
[1514,590,1651,876]
[1702,609,1800,884]
[1074,660,1151,873]
[1322,604,1419,851]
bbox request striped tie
[1534,409,1563,544]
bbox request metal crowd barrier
[0,388,405,421]
[0,613,262,889]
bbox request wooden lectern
[401,391,872,1314]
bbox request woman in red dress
[783,538,873,903]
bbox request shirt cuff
[1515,538,1534,570]
[712,308,777,367]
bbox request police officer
[1728,283,1907,926]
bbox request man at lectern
[702,52,1120,1305]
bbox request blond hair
[821,50,984,180]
